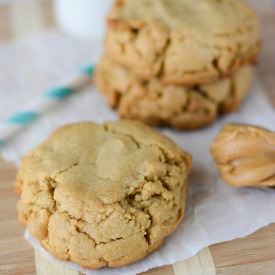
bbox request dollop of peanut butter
[211,123,275,187]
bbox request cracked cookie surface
[211,123,275,187]
[16,120,191,268]
[95,56,252,129]
[105,0,260,85]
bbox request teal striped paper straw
[0,64,94,147]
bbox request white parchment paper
[1,32,275,275]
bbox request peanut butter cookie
[95,56,252,129]
[211,123,275,187]
[16,120,191,268]
[105,0,260,85]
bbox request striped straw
[0,64,94,147]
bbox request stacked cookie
[95,0,261,129]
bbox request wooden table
[0,1,275,274]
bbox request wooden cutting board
[0,1,275,274]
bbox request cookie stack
[95,0,261,129]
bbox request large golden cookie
[16,120,191,268]
[105,0,260,85]
[95,56,252,129]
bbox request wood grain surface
[0,0,274,274]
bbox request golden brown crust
[95,56,252,129]
[161,43,260,86]
[16,120,191,268]
[211,123,275,187]
[104,0,261,85]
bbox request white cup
[54,0,113,40]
